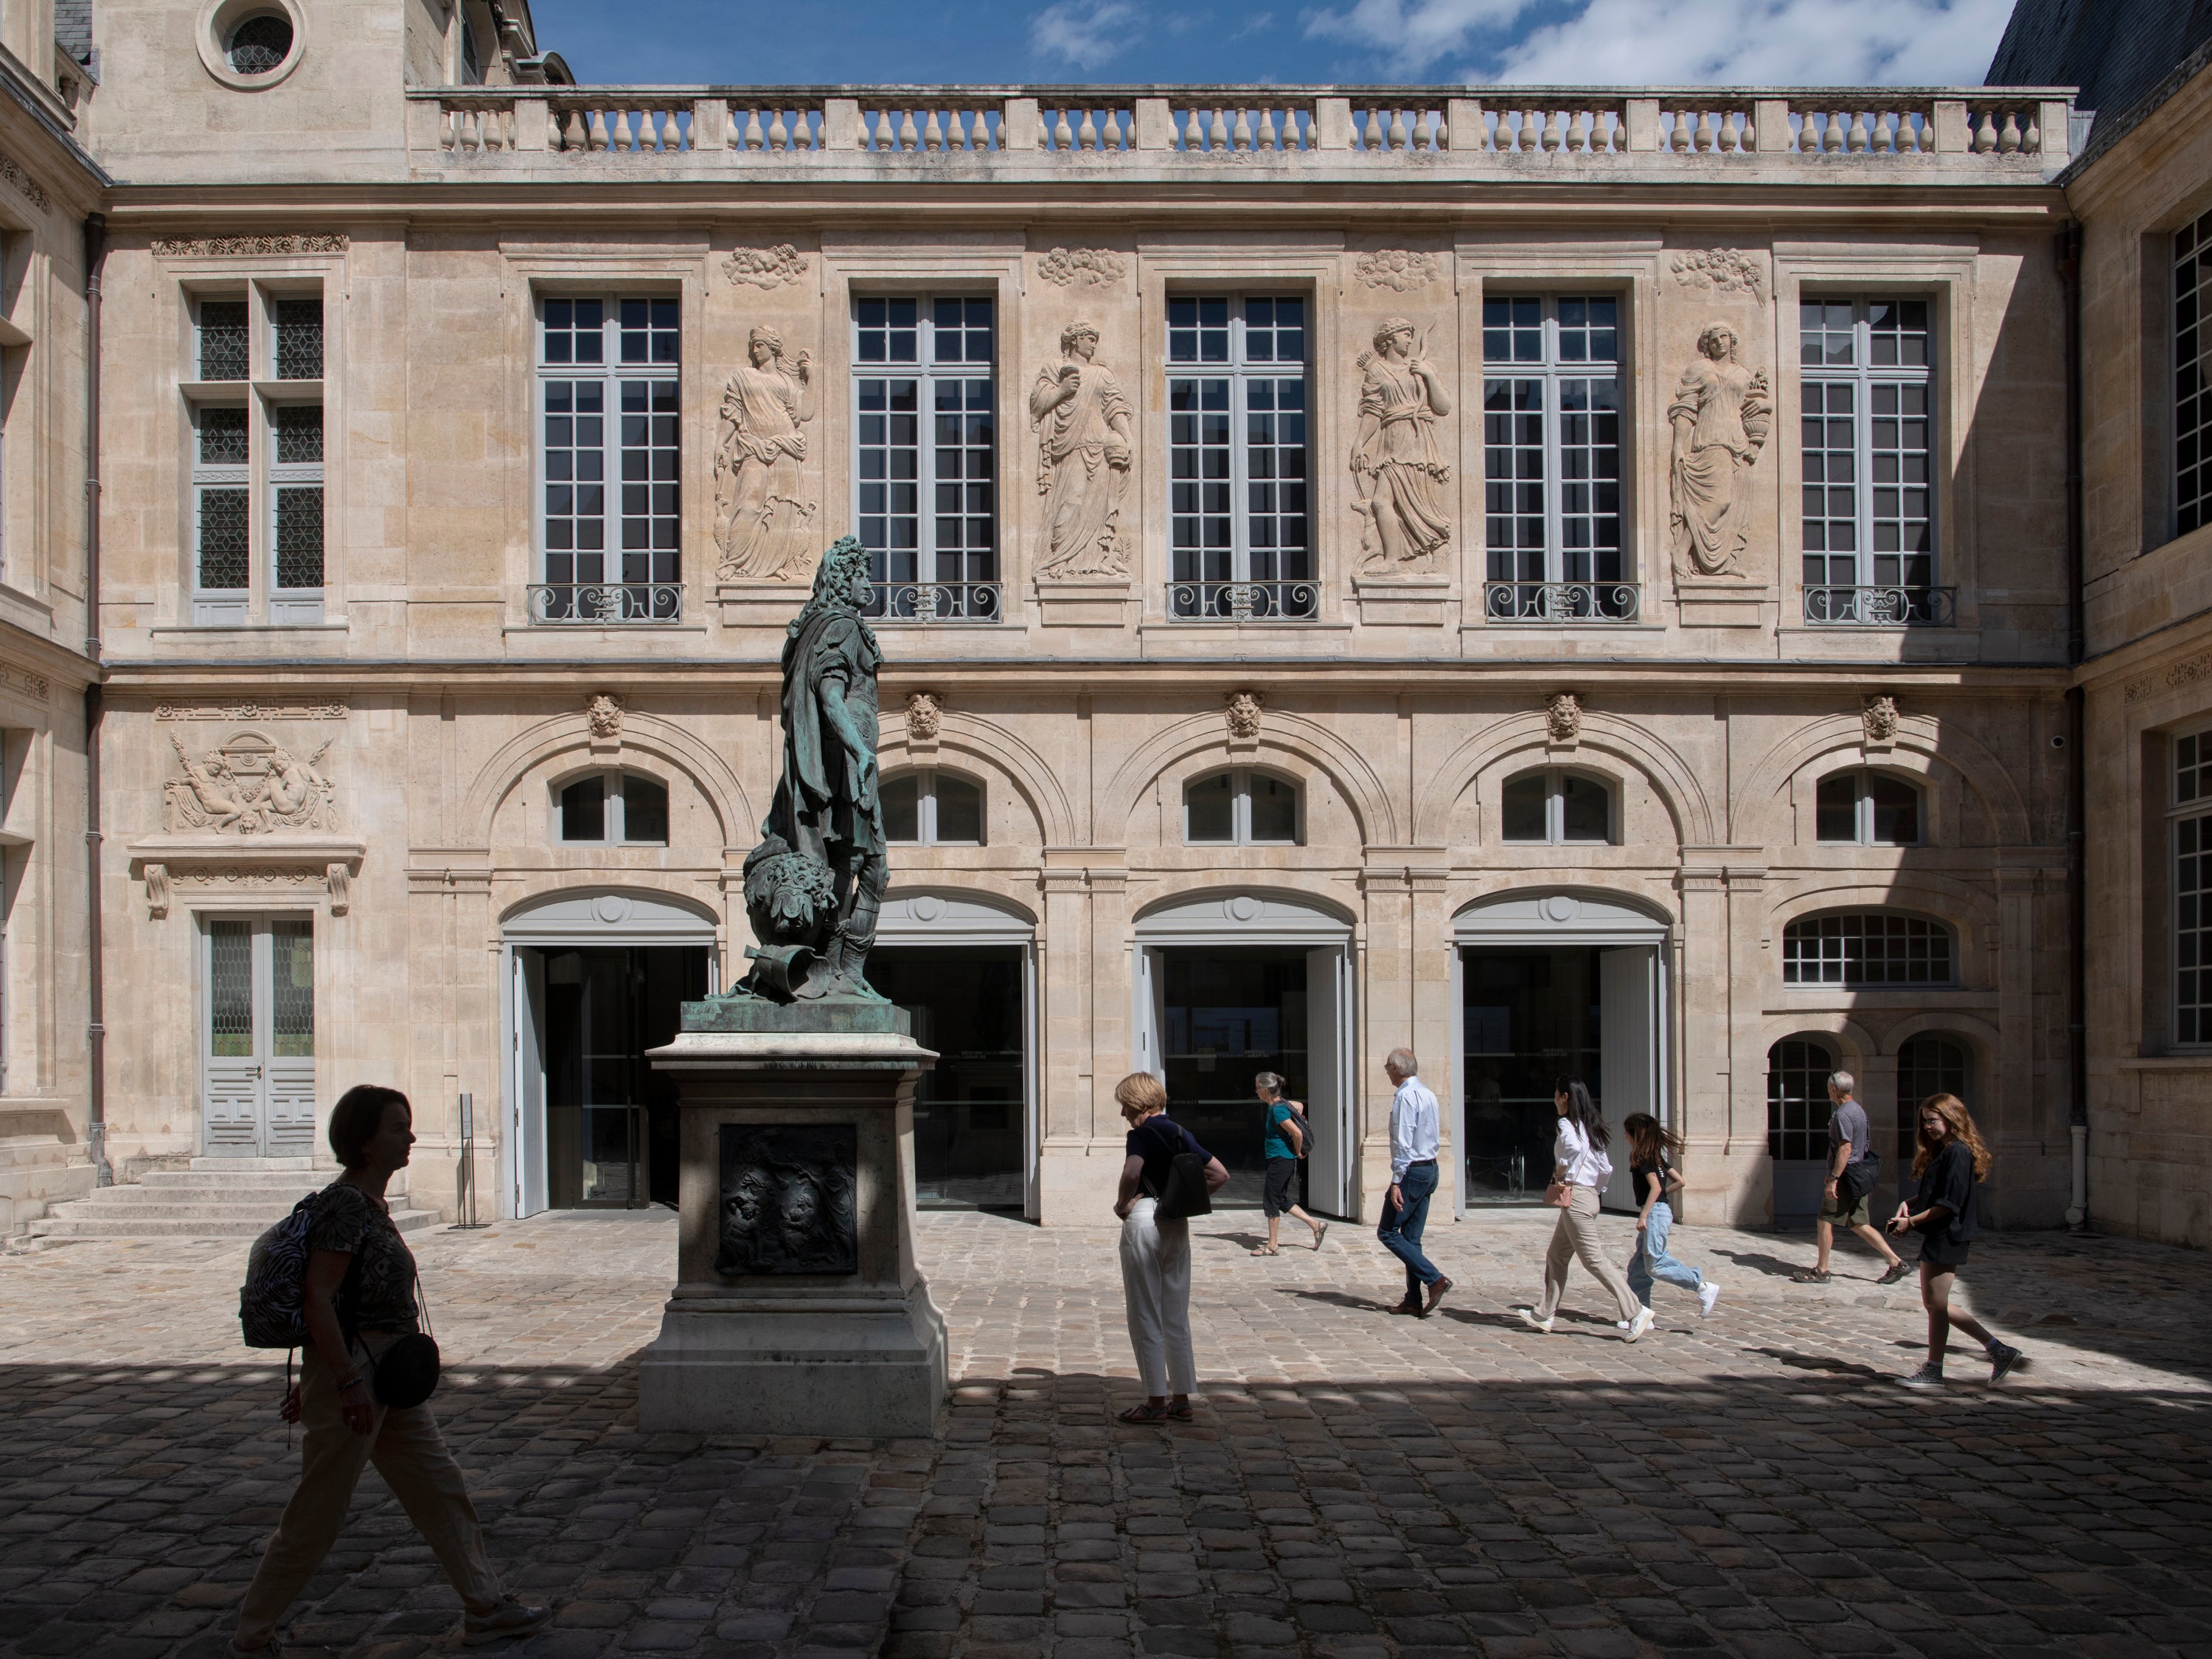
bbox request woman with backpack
[1251,1071,1327,1256]
[1621,1113,1721,1319]
[230,1085,551,1656]
[1885,1092,2027,1390]
[1517,1079,1652,1342]
[1113,1071,1229,1424]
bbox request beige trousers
[1119,1197,1197,1397]
[235,1334,504,1646]
[1536,1183,1644,1324]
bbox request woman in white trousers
[1518,1078,1652,1342]
[1113,1072,1228,1424]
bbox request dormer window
[557,772,669,847]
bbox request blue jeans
[1378,1161,1442,1300]
[1628,1200,1705,1308]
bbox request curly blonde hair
[1910,1092,1992,1180]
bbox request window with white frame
[187,288,325,626]
[2177,211,2212,538]
[1482,295,1627,621]
[1782,910,1952,986]
[536,297,681,623]
[555,771,669,846]
[1800,297,1943,625]
[2172,729,2212,1042]
[1183,768,1300,846]
[883,769,985,846]
[853,297,998,621]
[1168,296,1312,619]
[1815,769,1923,845]
[1500,768,1613,844]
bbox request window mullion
[1854,316,1876,588]
[1231,366,1253,585]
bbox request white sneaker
[1624,1307,1656,1343]
[1516,1307,1553,1334]
[1698,1281,1721,1318]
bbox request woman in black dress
[1885,1093,2025,1390]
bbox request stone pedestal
[636,1000,947,1437]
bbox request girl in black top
[1885,1092,2025,1390]
[1621,1113,1719,1318]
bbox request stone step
[137,1172,332,1192]
[188,1156,316,1172]
[25,1206,441,1241]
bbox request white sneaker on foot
[1516,1307,1553,1334]
[1698,1281,1721,1317]
[1624,1307,1656,1342]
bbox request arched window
[1767,1036,1838,1164]
[1184,769,1300,846]
[883,769,985,846]
[556,771,668,846]
[1500,768,1613,845]
[1896,1032,1970,1155]
[1782,911,1952,986]
[1816,769,1922,844]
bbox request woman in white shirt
[1518,1078,1652,1341]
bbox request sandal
[1117,1402,1172,1423]
[1791,1269,1833,1284]
[1251,1245,1280,1256]
[1168,1402,1194,1422]
[1312,1222,1329,1251]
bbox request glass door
[866,945,1028,1208]
[1158,947,1309,1208]
[1460,946,1601,1204]
[201,914,316,1157]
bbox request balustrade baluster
[1384,107,1405,150]
[1998,109,2022,153]
[892,108,914,150]
[1972,108,1995,152]
[918,108,939,150]
[2021,108,2040,152]
[1181,108,1202,149]
[1210,108,1231,150]
[1256,107,1277,150]
[1223,107,1245,150]
[1517,110,1538,152]
[1822,111,1844,152]
[583,108,605,151]
[1534,110,1556,152]
[1846,110,1868,152]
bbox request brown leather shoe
[1422,1277,1453,1315]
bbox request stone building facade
[9,0,2171,1239]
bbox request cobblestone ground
[1,1206,2209,1659]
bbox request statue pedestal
[636,1001,947,1437]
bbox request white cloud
[1484,0,2014,85]
[1030,0,1143,68]
[1305,0,2013,84]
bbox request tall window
[2174,729,2212,1042]
[1168,296,1312,619]
[1782,911,1952,986]
[854,297,998,620]
[1767,1036,1838,1163]
[1896,1033,1969,1156]
[536,297,681,624]
[1815,770,1922,845]
[1801,296,1941,624]
[2177,210,2212,536]
[1482,296,1627,620]
[188,290,324,626]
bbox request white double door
[201,914,318,1158]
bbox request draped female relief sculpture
[1030,320,1133,579]
[1351,317,1452,571]
[714,326,818,582]
[1668,324,1771,578]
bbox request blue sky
[527,0,2017,88]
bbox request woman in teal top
[1253,1072,1328,1256]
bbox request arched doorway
[501,889,715,1217]
[1453,891,1670,1212]
[869,891,1038,1216]
[1766,1034,1841,1226]
[1133,891,1357,1217]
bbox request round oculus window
[226,13,294,75]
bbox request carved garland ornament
[1354,249,1441,292]
[722,245,810,289]
[156,700,346,721]
[905,690,943,741]
[1036,247,1127,288]
[0,667,50,700]
[163,731,338,835]
[150,234,348,257]
[0,155,49,212]
[1225,689,1264,741]
[1669,248,1765,300]
[2125,650,2212,704]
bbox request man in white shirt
[1379,1048,1451,1315]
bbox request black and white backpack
[238,1194,319,1350]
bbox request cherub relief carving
[164,731,337,835]
[1030,320,1134,579]
[1667,324,1772,578]
[714,325,818,582]
[1350,317,1452,571]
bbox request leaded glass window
[1801,297,1937,617]
[2178,212,2212,537]
[271,404,322,593]
[1781,911,1953,986]
[1482,296,1624,611]
[1168,296,1311,619]
[193,405,251,595]
[274,297,322,380]
[2174,730,2212,1043]
[197,299,249,381]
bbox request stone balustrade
[413,86,2077,175]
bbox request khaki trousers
[236,1335,504,1646]
[1535,1183,1644,1324]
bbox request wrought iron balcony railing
[1168,579,1321,621]
[528,582,684,625]
[866,581,1003,622]
[1484,580,1641,623]
[1802,585,1955,627]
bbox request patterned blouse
[307,1182,420,1335]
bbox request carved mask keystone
[1545,691,1584,745]
[1225,690,1265,741]
[905,690,943,742]
[1862,695,1901,745]
[586,694,624,740]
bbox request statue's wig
[811,533,871,597]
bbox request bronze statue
[731,534,889,1002]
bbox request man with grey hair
[1379,1048,1450,1315]
[1795,1069,1910,1286]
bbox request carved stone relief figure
[164,731,337,835]
[716,1123,859,1276]
[905,690,943,741]
[1545,691,1583,744]
[1030,320,1133,579]
[1667,324,1772,578]
[1225,690,1264,740]
[586,693,624,739]
[1350,317,1452,571]
[1863,694,1901,744]
[714,325,818,582]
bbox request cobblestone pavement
[1,1206,2209,1659]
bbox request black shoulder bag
[1837,1145,1883,1206]
[1143,1121,1214,1221]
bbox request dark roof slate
[55,0,91,66]
[1988,0,2212,120]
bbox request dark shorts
[1919,1234,1971,1269]
[1263,1158,1298,1217]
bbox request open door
[1133,945,1165,1081]
[512,947,549,1217]
[1598,945,1655,1210]
[1304,943,1353,1217]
